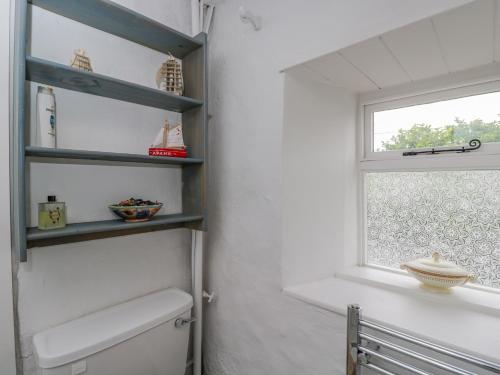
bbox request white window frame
[358,77,500,292]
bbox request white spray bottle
[36,86,56,148]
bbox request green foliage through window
[381,117,500,151]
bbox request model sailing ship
[70,49,93,72]
[156,53,183,96]
[149,119,187,158]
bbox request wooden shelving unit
[13,0,208,261]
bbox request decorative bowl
[401,252,474,290]
[109,201,163,223]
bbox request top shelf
[29,0,203,58]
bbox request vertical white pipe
[191,0,200,35]
[191,230,203,375]
[204,5,214,34]
[199,0,204,35]
[190,3,202,374]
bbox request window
[362,82,500,290]
[364,81,500,159]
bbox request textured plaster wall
[17,1,192,374]
[204,1,472,374]
[281,69,357,287]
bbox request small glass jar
[38,195,66,230]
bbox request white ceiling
[301,0,500,93]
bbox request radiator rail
[346,304,500,375]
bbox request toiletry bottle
[38,196,66,230]
[36,86,56,148]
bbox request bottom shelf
[27,213,204,248]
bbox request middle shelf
[26,146,204,166]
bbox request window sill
[283,267,500,363]
[337,266,500,316]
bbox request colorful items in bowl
[400,252,474,290]
[109,198,163,223]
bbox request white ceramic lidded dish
[401,252,475,290]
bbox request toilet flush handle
[175,317,197,328]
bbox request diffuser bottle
[38,196,66,230]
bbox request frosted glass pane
[366,171,500,288]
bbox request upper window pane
[373,91,500,152]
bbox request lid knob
[47,195,57,202]
[432,252,441,263]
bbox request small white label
[71,360,87,375]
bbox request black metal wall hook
[402,139,482,156]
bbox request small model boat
[149,119,187,157]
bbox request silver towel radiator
[346,304,500,375]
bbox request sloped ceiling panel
[304,52,378,93]
[382,19,449,81]
[293,0,499,94]
[432,0,495,72]
[339,37,412,89]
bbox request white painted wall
[0,0,18,373]
[17,2,192,374]
[281,68,357,286]
[204,1,471,374]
